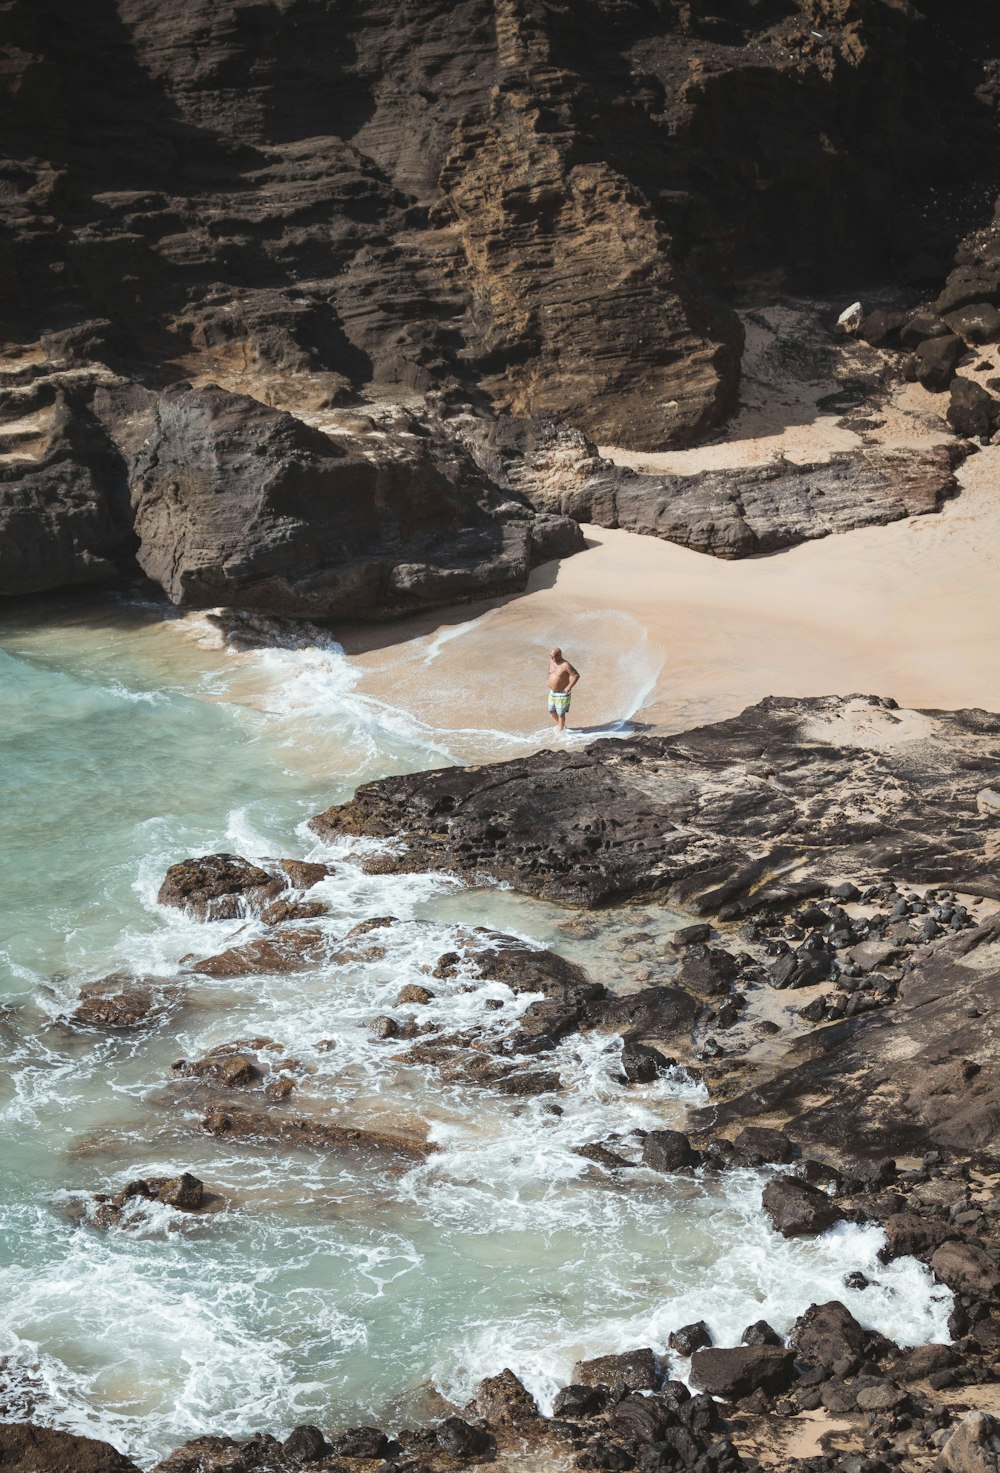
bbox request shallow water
[0,590,952,1468]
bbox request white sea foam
[0,603,956,1470]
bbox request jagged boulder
[762,1176,844,1238]
[689,1346,795,1400]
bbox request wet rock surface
[67,973,177,1031]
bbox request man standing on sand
[547,647,580,734]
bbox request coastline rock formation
[501,426,965,558]
[310,694,1000,908]
[2,0,999,604]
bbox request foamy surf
[0,597,955,1470]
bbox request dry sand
[330,305,1000,762]
[341,443,999,761]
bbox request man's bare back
[546,646,579,733]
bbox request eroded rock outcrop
[310,695,1000,908]
[516,436,964,559]
[2,0,999,603]
[130,383,582,617]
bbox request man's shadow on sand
[566,719,654,736]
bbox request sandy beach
[339,442,999,761]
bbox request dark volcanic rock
[281,1425,328,1462]
[674,945,741,998]
[312,695,1000,909]
[762,1175,844,1238]
[668,1320,712,1357]
[435,1417,495,1460]
[880,1212,957,1262]
[130,383,580,618]
[620,1040,672,1084]
[157,853,278,920]
[705,910,1000,1157]
[151,1433,286,1472]
[524,441,962,559]
[947,378,1000,439]
[930,1240,1000,1301]
[641,1130,699,1174]
[791,1301,866,1370]
[732,1127,794,1167]
[0,371,140,595]
[572,1348,659,1395]
[688,1346,795,1400]
[552,1385,609,1419]
[3,0,997,603]
[592,987,700,1045]
[740,1320,783,1348]
[472,1369,538,1425]
[0,1424,141,1472]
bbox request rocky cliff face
[1,0,998,607]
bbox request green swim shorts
[548,690,571,716]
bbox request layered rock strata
[2,0,999,603]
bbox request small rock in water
[397,983,435,1005]
[642,1129,699,1173]
[762,1175,844,1237]
[669,922,712,947]
[668,1320,713,1356]
[370,1015,399,1039]
[741,1320,783,1347]
[620,1040,672,1084]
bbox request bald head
[550,647,562,660]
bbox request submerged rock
[191,928,327,978]
[200,1105,434,1160]
[93,1172,205,1228]
[69,973,176,1030]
